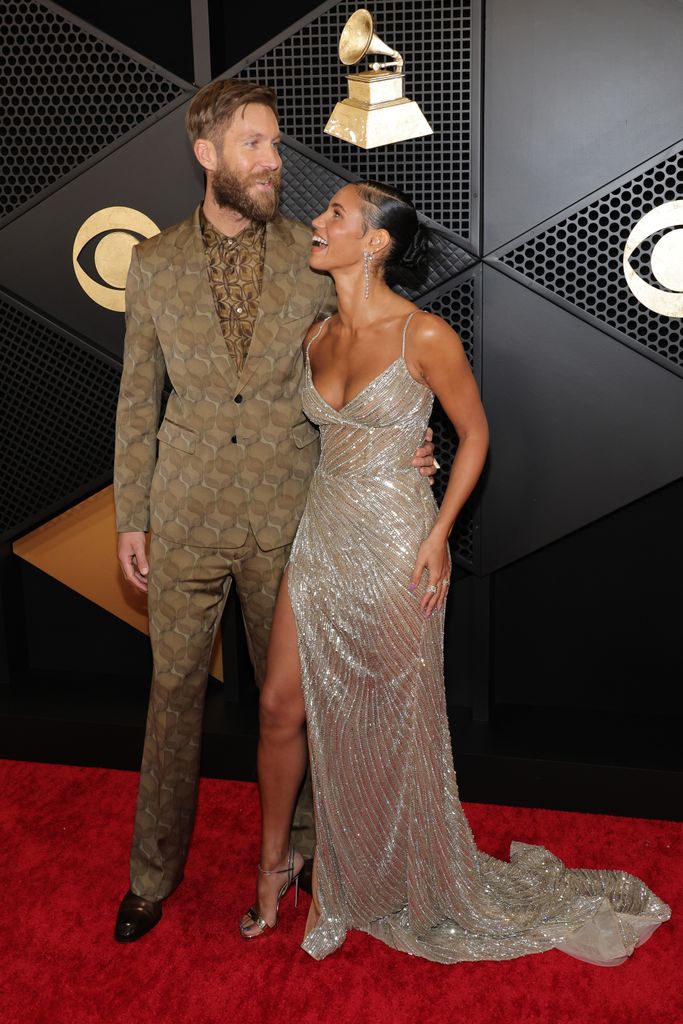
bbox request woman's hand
[408,532,451,615]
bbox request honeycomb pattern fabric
[114,205,335,551]
[116,204,333,898]
[289,314,671,964]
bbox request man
[114,78,434,942]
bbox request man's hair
[185,79,279,144]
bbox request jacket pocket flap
[156,418,197,454]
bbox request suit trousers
[130,529,314,901]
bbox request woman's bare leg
[303,847,321,939]
[240,568,308,936]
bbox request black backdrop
[1,0,681,818]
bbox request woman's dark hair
[356,179,430,288]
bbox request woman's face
[310,184,369,272]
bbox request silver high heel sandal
[239,845,302,940]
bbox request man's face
[210,103,282,223]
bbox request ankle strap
[257,848,294,876]
[257,863,290,875]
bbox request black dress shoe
[298,857,313,896]
[115,889,163,943]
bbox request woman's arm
[407,312,490,614]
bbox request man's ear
[193,137,217,173]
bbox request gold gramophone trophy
[324,8,432,149]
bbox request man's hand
[411,426,438,486]
[118,531,150,593]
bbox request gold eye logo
[73,207,160,312]
[623,200,683,317]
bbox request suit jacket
[114,205,335,550]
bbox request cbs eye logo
[73,207,160,312]
[623,200,683,317]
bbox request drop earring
[363,251,373,300]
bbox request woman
[239,180,670,963]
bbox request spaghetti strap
[306,315,332,355]
[401,310,419,358]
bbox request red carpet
[1,758,680,1024]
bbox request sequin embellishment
[288,313,671,964]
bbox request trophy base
[324,96,433,150]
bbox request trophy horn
[338,9,403,73]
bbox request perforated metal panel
[422,271,478,567]
[281,144,348,224]
[281,143,476,299]
[497,145,683,371]
[426,276,476,371]
[418,234,477,302]
[0,292,120,538]
[0,0,188,220]
[235,0,473,239]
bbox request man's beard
[211,163,281,223]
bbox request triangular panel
[479,266,683,573]
[230,0,477,242]
[1,0,191,223]
[493,143,683,376]
[483,0,683,252]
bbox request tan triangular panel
[12,486,223,681]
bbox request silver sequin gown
[287,313,671,964]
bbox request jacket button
[231,435,237,444]
[234,394,243,404]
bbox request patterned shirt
[200,209,266,374]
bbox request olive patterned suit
[114,205,334,902]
